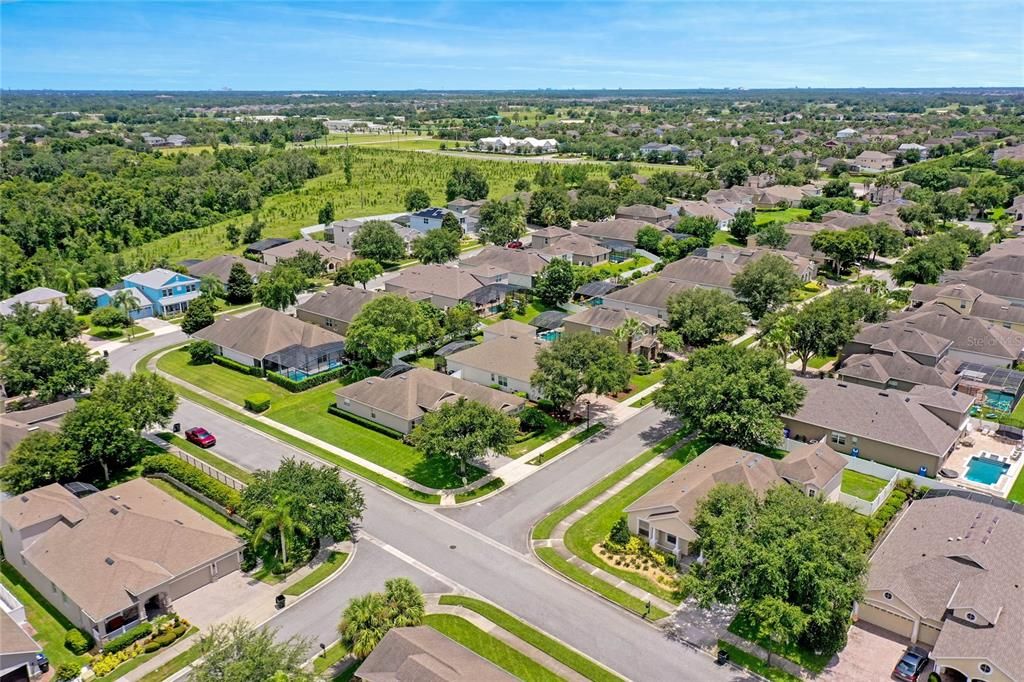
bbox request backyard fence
[837,459,898,515]
[170,450,247,492]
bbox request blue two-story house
[91,268,202,319]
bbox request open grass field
[841,469,889,501]
[423,614,562,682]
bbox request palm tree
[111,289,141,341]
[338,592,390,659]
[199,275,226,300]
[53,265,89,294]
[382,578,425,627]
[614,318,644,354]
[761,315,795,362]
[249,494,310,566]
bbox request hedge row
[213,355,264,377]
[102,622,152,654]
[142,624,188,653]
[141,455,242,512]
[864,488,910,541]
[267,366,346,392]
[327,404,405,440]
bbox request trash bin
[36,653,50,673]
[276,594,286,609]
[715,649,729,666]
[103,349,109,358]
[173,422,181,433]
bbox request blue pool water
[983,389,1014,413]
[964,456,1010,485]
[538,330,561,341]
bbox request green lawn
[807,354,836,369]
[0,563,92,670]
[505,298,565,325]
[529,424,605,465]
[423,614,562,682]
[728,611,830,674]
[454,477,505,503]
[88,323,149,340]
[717,641,802,682]
[712,231,743,246]
[616,366,668,401]
[592,256,653,277]
[103,628,198,681]
[841,470,888,501]
[137,640,204,682]
[1008,470,1024,504]
[157,349,292,406]
[145,477,247,535]
[312,641,353,678]
[754,207,811,226]
[283,552,349,596]
[156,432,254,483]
[439,596,624,682]
[510,411,573,458]
[734,335,758,349]
[562,438,710,601]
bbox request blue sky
[2,1,1021,90]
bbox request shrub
[244,392,272,412]
[517,406,548,433]
[213,354,264,377]
[65,628,93,654]
[635,354,653,375]
[188,340,217,365]
[102,621,152,654]
[55,662,81,681]
[143,639,163,653]
[609,516,631,544]
[141,455,242,511]
[266,366,345,392]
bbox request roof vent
[20,495,28,502]
[109,508,119,515]
[105,557,115,565]
[175,519,183,525]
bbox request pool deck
[943,431,1024,498]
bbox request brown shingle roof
[445,335,545,383]
[192,307,345,360]
[0,610,40,656]
[572,219,663,244]
[187,255,270,284]
[603,277,698,311]
[563,305,664,332]
[386,264,487,301]
[296,285,380,326]
[837,351,961,389]
[358,626,517,682]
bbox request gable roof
[460,245,550,277]
[942,269,1024,302]
[0,610,41,657]
[335,367,524,421]
[563,305,665,332]
[186,255,271,283]
[386,264,487,301]
[889,304,1024,362]
[446,334,545,383]
[192,307,345,360]
[358,626,517,682]
[659,256,740,289]
[603,276,698,312]
[262,239,353,263]
[0,286,67,316]
[123,268,196,289]
[616,204,671,222]
[296,285,381,326]
[572,218,663,244]
[838,351,961,389]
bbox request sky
[1,1,1021,91]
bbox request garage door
[918,623,941,646]
[859,603,915,639]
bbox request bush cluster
[141,455,242,512]
[213,354,264,377]
[244,392,272,412]
[64,628,93,654]
[55,663,81,681]
[102,622,152,654]
[266,366,345,392]
[864,488,910,541]
[517,406,548,434]
[91,616,190,677]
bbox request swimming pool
[982,389,1014,413]
[538,330,561,341]
[964,456,1010,485]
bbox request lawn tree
[0,431,79,494]
[181,295,217,334]
[411,229,460,264]
[0,337,107,402]
[811,230,872,276]
[439,211,462,237]
[226,263,254,304]
[930,192,970,225]
[680,484,868,658]
[1,303,82,342]
[318,201,335,224]
[404,188,431,212]
[353,220,406,264]
[850,222,904,263]
[443,302,480,339]
[60,399,143,482]
[821,177,854,199]
[571,195,616,222]
[786,296,865,373]
[526,187,571,228]
[756,221,791,249]
[729,209,756,242]
[654,344,805,449]
[225,223,241,247]
[242,216,264,244]
[963,174,1009,216]
[189,339,217,364]
[891,233,968,284]
[281,251,327,279]
[446,166,489,201]
[347,258,384,289]
[477,198,526,245]
[111,289,141,339]
[200,274,226,299]
[191,619,315,682]
[731,254,801,319]
[90,372,178,432]
[534,258,576,306]
[254,263,307,311]
[675,215,718,247]
[657,329,684,353]
[666,288,747,347]
[340,579,425,659]
[249,494,310,566]
[636,225,663,253]
[91,305,130,334]
[946,224,988,257]
[346,294,440,366]
[758,312,796,361]
[410,397,518,476]
[718,159,749,188]
[530,334,633,412]
[743,596,809,667]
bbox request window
[808,488,817,497]
[343,399,351,406]
[959,300,967,309]
[371,411,376,419]
[980,663,992,674]
[883,591,893,600]
[324,319,334,328]
[497,375,509,388]
[51,581,56,593]
[666,534,677,546]
[211,562,219,576]
[422,218,429,225]
[831,432,847,446]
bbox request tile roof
[192,307,345,360]
[358,626,517,682]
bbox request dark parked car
[185,427,217,448]
[893,647,929,682]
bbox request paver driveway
[820,622,926,682]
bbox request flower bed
[91,615,190,677]
[596,536,677,590]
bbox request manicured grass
[439,596,624,682]
[734,335,758,349]
[283,552,349,596]
[0,563,91,670]
[312,641,350,674]
[616,366,668,401]
[728,612,830,674]
[156,432,254,483]
[754,207,811,225]
[528,424,605,465]
[145,477,247,535]
[505,298,564,325]
[841,469,888,501]
[1007,470,1024,504]
[533,430,692,540]
[267,385,486,489]
[807,354,836,369]
[137,640,204,682]
[510,411,573,457]
[161,379,440,504]
[562,438,710,601]
[712,230,742,246]
[423,614,562,682]
[593,256,652,277]
[632,390,660,408]
[535,548,670,620]
[158,349,292,406]
[88,323,149,340]
[717,641,802,682]
[455,477,505,503]
[103,627,198,681]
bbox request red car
[185,427,216,448]
[506,240,524,249]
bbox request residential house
[881,304,1024,366]
[782,379,973,476]
[837,351,962,392]
[705,186,757,207]
[700,244,817,281]
[562,306,665,359]
[477,136,557,154]
[410,208,453,234]
[751,184,806,208]
[866,181,918,204]
[858,493,1024,682]
[192,306,346,377]
[625,442,846,558]
[0,605,43,681]
[571,219,667,254]
[897,142,929,159]
[602,276,698,320]
[0,287,67,316]
[658,256,741,294]
[92,268,201,318]
[0,399,76,466]
[186,254,271,284]
[445,333,546,400]
[0,479,242,642]
[460,246,554,288]
[1009,195,1024,222]
[993,144,1024,163]
[295,285,381,335]
[482,319,535,342]
[910,283,1024,333]
[385,264,513,313]
[532,230,611,266]
[671,200,734,230]
[447,198,485,233]
[356,626,517,682]
[615,204,672,225]
[325,219,363,248]
[853,150,896,172]
[638,142,684,157]
[244,237,293,256]
[262,239,353,273]
[836,127,858,139]
[821,210,875,230]
[334,367,524,435]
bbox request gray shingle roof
[192,307,345,360]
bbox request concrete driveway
[819,622,921,682]
[172,570,277,630]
